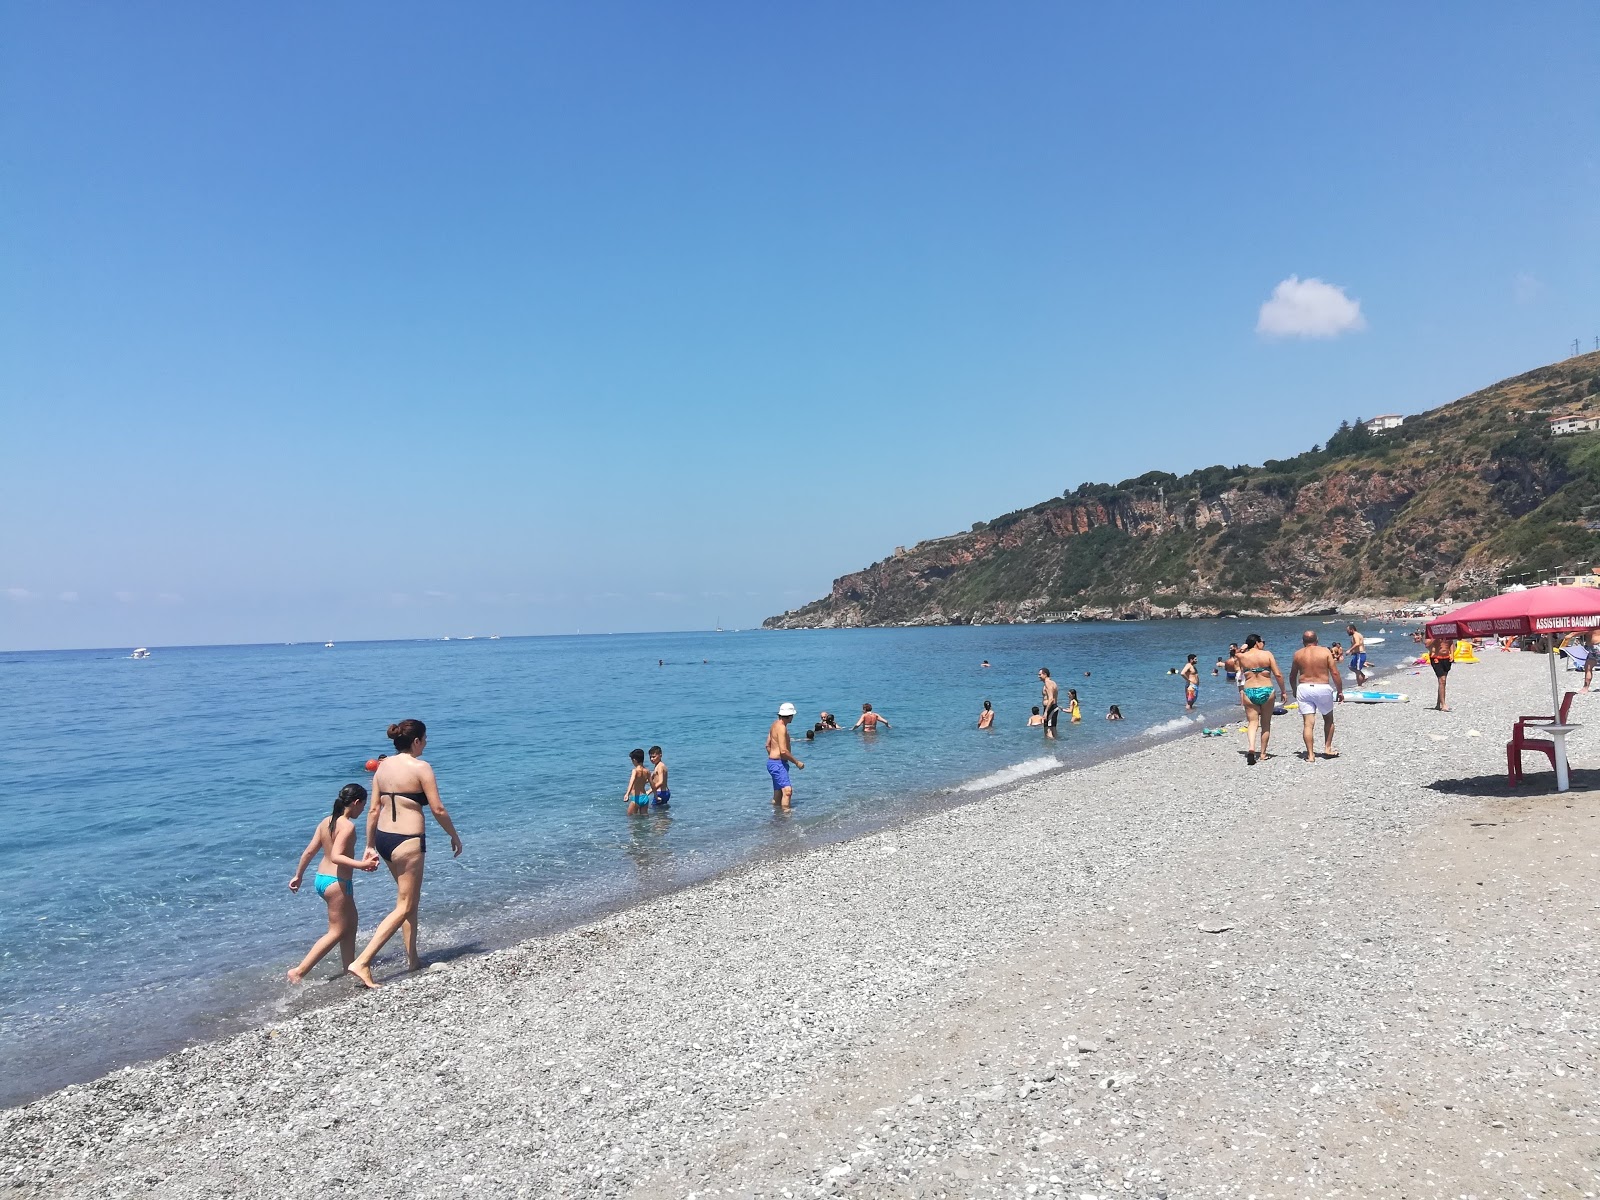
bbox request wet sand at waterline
[4,649,1596,1198]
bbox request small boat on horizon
[324,640,334,648]
[130,647,150,659]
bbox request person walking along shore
[1427,634,1455,711]
[1235,634,1286,766]
[287,783,379,982]
[347,720,464,989]
[1289,630,1344,761]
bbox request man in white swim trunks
[1289,630,1343,762]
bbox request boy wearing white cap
[766,702,805,809]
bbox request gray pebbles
[3,649,1596,1198]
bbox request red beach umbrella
[1424,586,1600,640]
[1426,585,1600,716]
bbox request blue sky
[4,2,1597,650]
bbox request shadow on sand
[1426,768,1600,798]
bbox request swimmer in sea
[1027,706,1044,727]
[1106,704,1123,721]
[977,700,994,729]
[347,719,464,988]
[1039,668,1060,739]
[287,783,379,983]
[818,711,840,730]
[1067,688,1081,723]
[1181,654,1200,711]
[853,702,890,732]
[624,749,653,815]
[648,745,670,807]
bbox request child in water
[1027,706,1044,727]
[287,783,380,983]
[648,745,670,807]
[1067,689,1082,723]
[1106,705,1124,720]
[624,749,653,815]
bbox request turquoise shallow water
[0,618,1338,1104]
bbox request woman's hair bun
[386,722,402,739]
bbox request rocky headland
[767,353,1600,629]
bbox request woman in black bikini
[347,719,464,989]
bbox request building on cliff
[1551,414,1600,437]
[1364,414,1405,432]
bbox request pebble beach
[4,647,1597,1199]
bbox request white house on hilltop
[1364,414,1404,432]
[1551,414,1600,437]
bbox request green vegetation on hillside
[769,353,1600,626]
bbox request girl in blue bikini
[287,783,379,983]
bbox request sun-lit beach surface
[1,619,1322,1104]
[4,649,1596,1198]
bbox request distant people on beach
[1235,635,1286,766]
[1039,668,1060,738]
[624,749,653,815]
[648,746,670,806]
[1426,634,1455,710]
[1290,630,1343,761]
[1027,706,1044,726]
[1346,624,1369,685]
[1223,644,1240,686]
[853,703,890,732]
[977,700,994,729]
[766,702,803,809]
[1330,640,1344,664]
[347,719,464,989]
[287,783,378,983]
[1067,688,1081,723]
[1177,659,1203,713]
[1106,704,1123,720]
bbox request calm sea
[1,618,1362,1104]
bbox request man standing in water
[852,702,890,732]
[766,702,804,809]
[1289,630,1344,761]
[1039,668,1060,738]
[1181,654,1200,711]
[1346,624,1369,686]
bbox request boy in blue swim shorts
[765,702,804,809]
[648,745,671,806]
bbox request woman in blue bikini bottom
[1234,635,1286,766]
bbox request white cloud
[1256,276,1367,339]
[59,591,79,602]
[5,586,34,601]
[1513,272,1544,305]
[114,591,138,603]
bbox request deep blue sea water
[1,618,1352,1104]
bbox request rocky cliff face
[767,354,1600,628]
